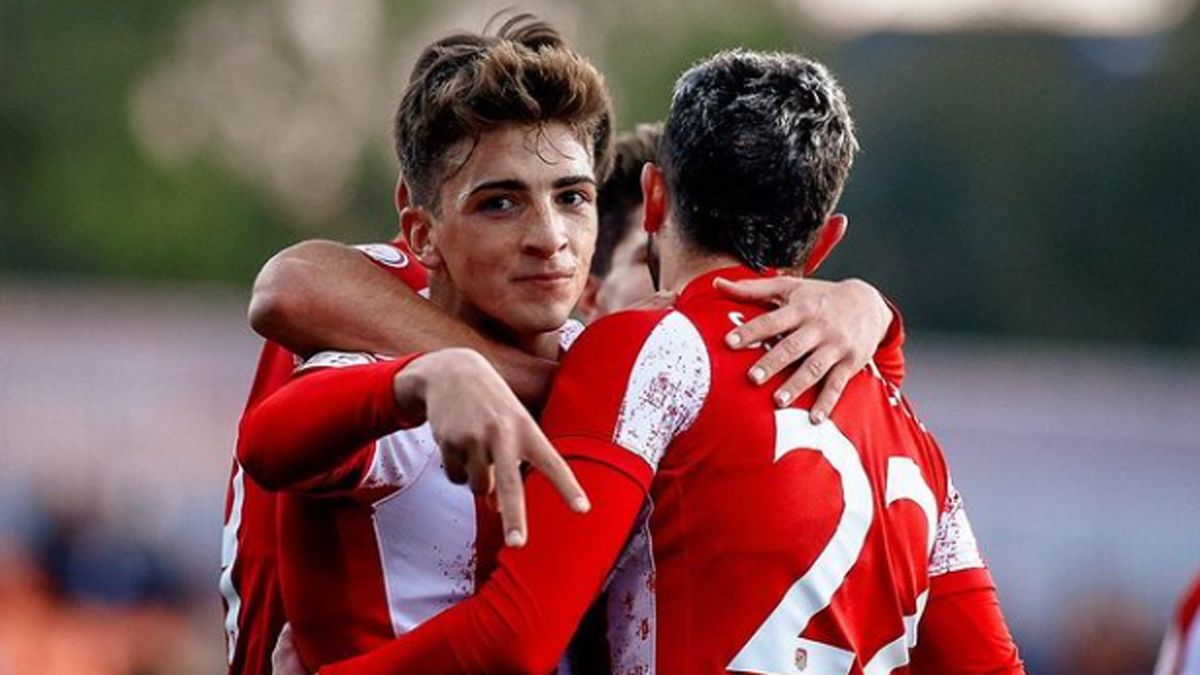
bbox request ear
[401,206,442,269]
[575,275,603,323]
[640,162,667,235]
[394,177,411,215]
[802,213,848,276]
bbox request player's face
[594,211,655,317]
[428,123,597,337]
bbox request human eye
[556,187,594,208]
[478,195,518,214]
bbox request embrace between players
[221,13,1025,675]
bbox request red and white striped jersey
[219,240,427,675]
[1157,573,1200,675]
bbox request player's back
[615,267,981,673]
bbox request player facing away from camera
[233,17,903,674]
[316,50,1024,674]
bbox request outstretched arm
[238,348,588,541]
[249,240,556,407]
[319,458,646,675]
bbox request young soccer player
[309,50,1025,674]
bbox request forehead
[443,123,594,194]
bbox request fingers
[808,361,856,423]
[747,327,821,390]
[772,345,842,408]
[493,447,528,548]
[465,450,494,496]
[713,276,793,304]
[726,305,798,349]
[521,423,590,516]
[443,446,469,485]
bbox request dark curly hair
[659,49,858,270]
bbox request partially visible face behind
[423,122,597,338]
[591,207,655,319]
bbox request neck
[658,233,742,294]
[429,275,562,360]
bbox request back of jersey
[643,268,984,674]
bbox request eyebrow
[466,175,596,197]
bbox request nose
[521,198,569,259]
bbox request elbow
[248,241,331,346]
[236,417,295,492]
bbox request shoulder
[565,308,712,383]
[546,309,713,469]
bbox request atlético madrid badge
[355,243,410,268]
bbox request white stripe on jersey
[613,312,711,471]
[928,479,986,576]
[219,463,246,664]
[371,429,478,634]
[605,504,658,673]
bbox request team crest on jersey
[296,351,379,372]
[794,647,808,670]
[355,243,410,268]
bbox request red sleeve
[318,454,648,675]
[355,240,429,291]
[909,568,1025,674]
[873,296,907,387]
[236,353,424,493]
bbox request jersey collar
[677,264,780,306]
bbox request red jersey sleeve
[540,309,714,490]
[236,353,424,494]
[909,570,1025,673]
[909,476,1024,673]
[354,240,428,292]
[318,459,647,675]
[873,295,907,387]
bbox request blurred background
[2,0,1198,672]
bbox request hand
[715,276,892,423]
[272,623,310,675]
[394,349,590,547]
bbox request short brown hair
[592,122,662,277]
[394,14,615,211]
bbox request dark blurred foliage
[2,0,1196,347]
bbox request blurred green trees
[2,0,1196,346]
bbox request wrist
[392,353,438,421]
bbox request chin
[501,306,572,337]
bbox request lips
[512,271,575,283]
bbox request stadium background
[2,0,1197,672]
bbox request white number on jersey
[727,409,938,675]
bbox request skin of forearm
[249,240,555,407]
